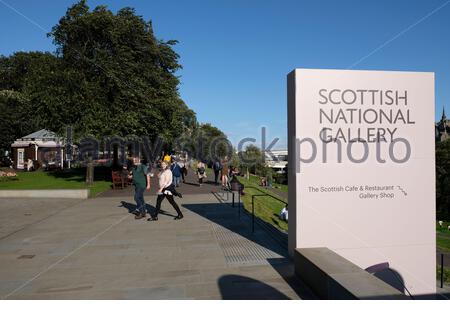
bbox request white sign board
[287,69,436,296]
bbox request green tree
[0,89,39,151]
[0,52,60,149]
[239,144,266,175]
[436,139,450,220]
[48,0,195,140]
[176,123,231,162]
[0,0,198,149]
[229,147,241,168]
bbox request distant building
[11,129,65,170]
[436,106,450,142]
[265,149,287,173]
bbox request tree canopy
[436,139,450,219]
[0,0,200,150]
[238,144,266,175]
[175,123,232,162]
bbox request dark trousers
[214,170,220,184]
[173,175,181,187]
[154,193,182,218]
[134,186,146,213]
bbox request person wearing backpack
[129,157,150,219]
[171,160,182,187]
[213,159,222,185]
[197,161,206,186]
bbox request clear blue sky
[1,0,449,148]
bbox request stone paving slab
[0,198,80,240]
[0,193,314,299]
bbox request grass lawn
[273,182,288,193]
[238,176,288,231]
[437,265,450,285]
[436,221,450,284]
[0,168,111,197]
[437,221,450,252]
[246,174,288,196]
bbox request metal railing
[438,252,449,289]
[245,186,288,233]
[216,185,242,218]
[217,184,288,233]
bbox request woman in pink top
[148,161,183,221]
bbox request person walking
[213,159,222,185]
[221,157,229,190]
[148,161,183,221]
[179,160,187,183]
[197,161,206,186]
[129,157,150,219]
[171,160,182,187]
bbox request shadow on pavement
[119,201,178,218]
[267,258,317,299]
[218,274,290,299]
[182,202,287,258]
[48,166,112,183]
[184,201,317,299]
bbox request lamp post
[66,126,73,169]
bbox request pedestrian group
[128,154,244,222]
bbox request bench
[294,247,410,299]
[111,171,125,189]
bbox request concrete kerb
[0,189,90,199]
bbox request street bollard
[251,195,255,233]
[238,188,241,219]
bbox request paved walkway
[99,168,224,198]
[3,171,445,299]
[0,190,314,299]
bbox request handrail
[440,253,444,288]
[245,186,288,205]
[218,183,288,228]
[245,186,288,233]
[216,185,241,218]
[437,252,450,289]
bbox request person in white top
[197,161,206,186]
[27,159,34,171]
[148,160,183,221]
[280,205,288,221]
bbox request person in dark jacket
[171,160,182,187]
[128,157,151,219]
[179,161,187,183]
[213,159,222,185]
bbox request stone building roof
[21,129,59,140]
[11,129,65,148]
